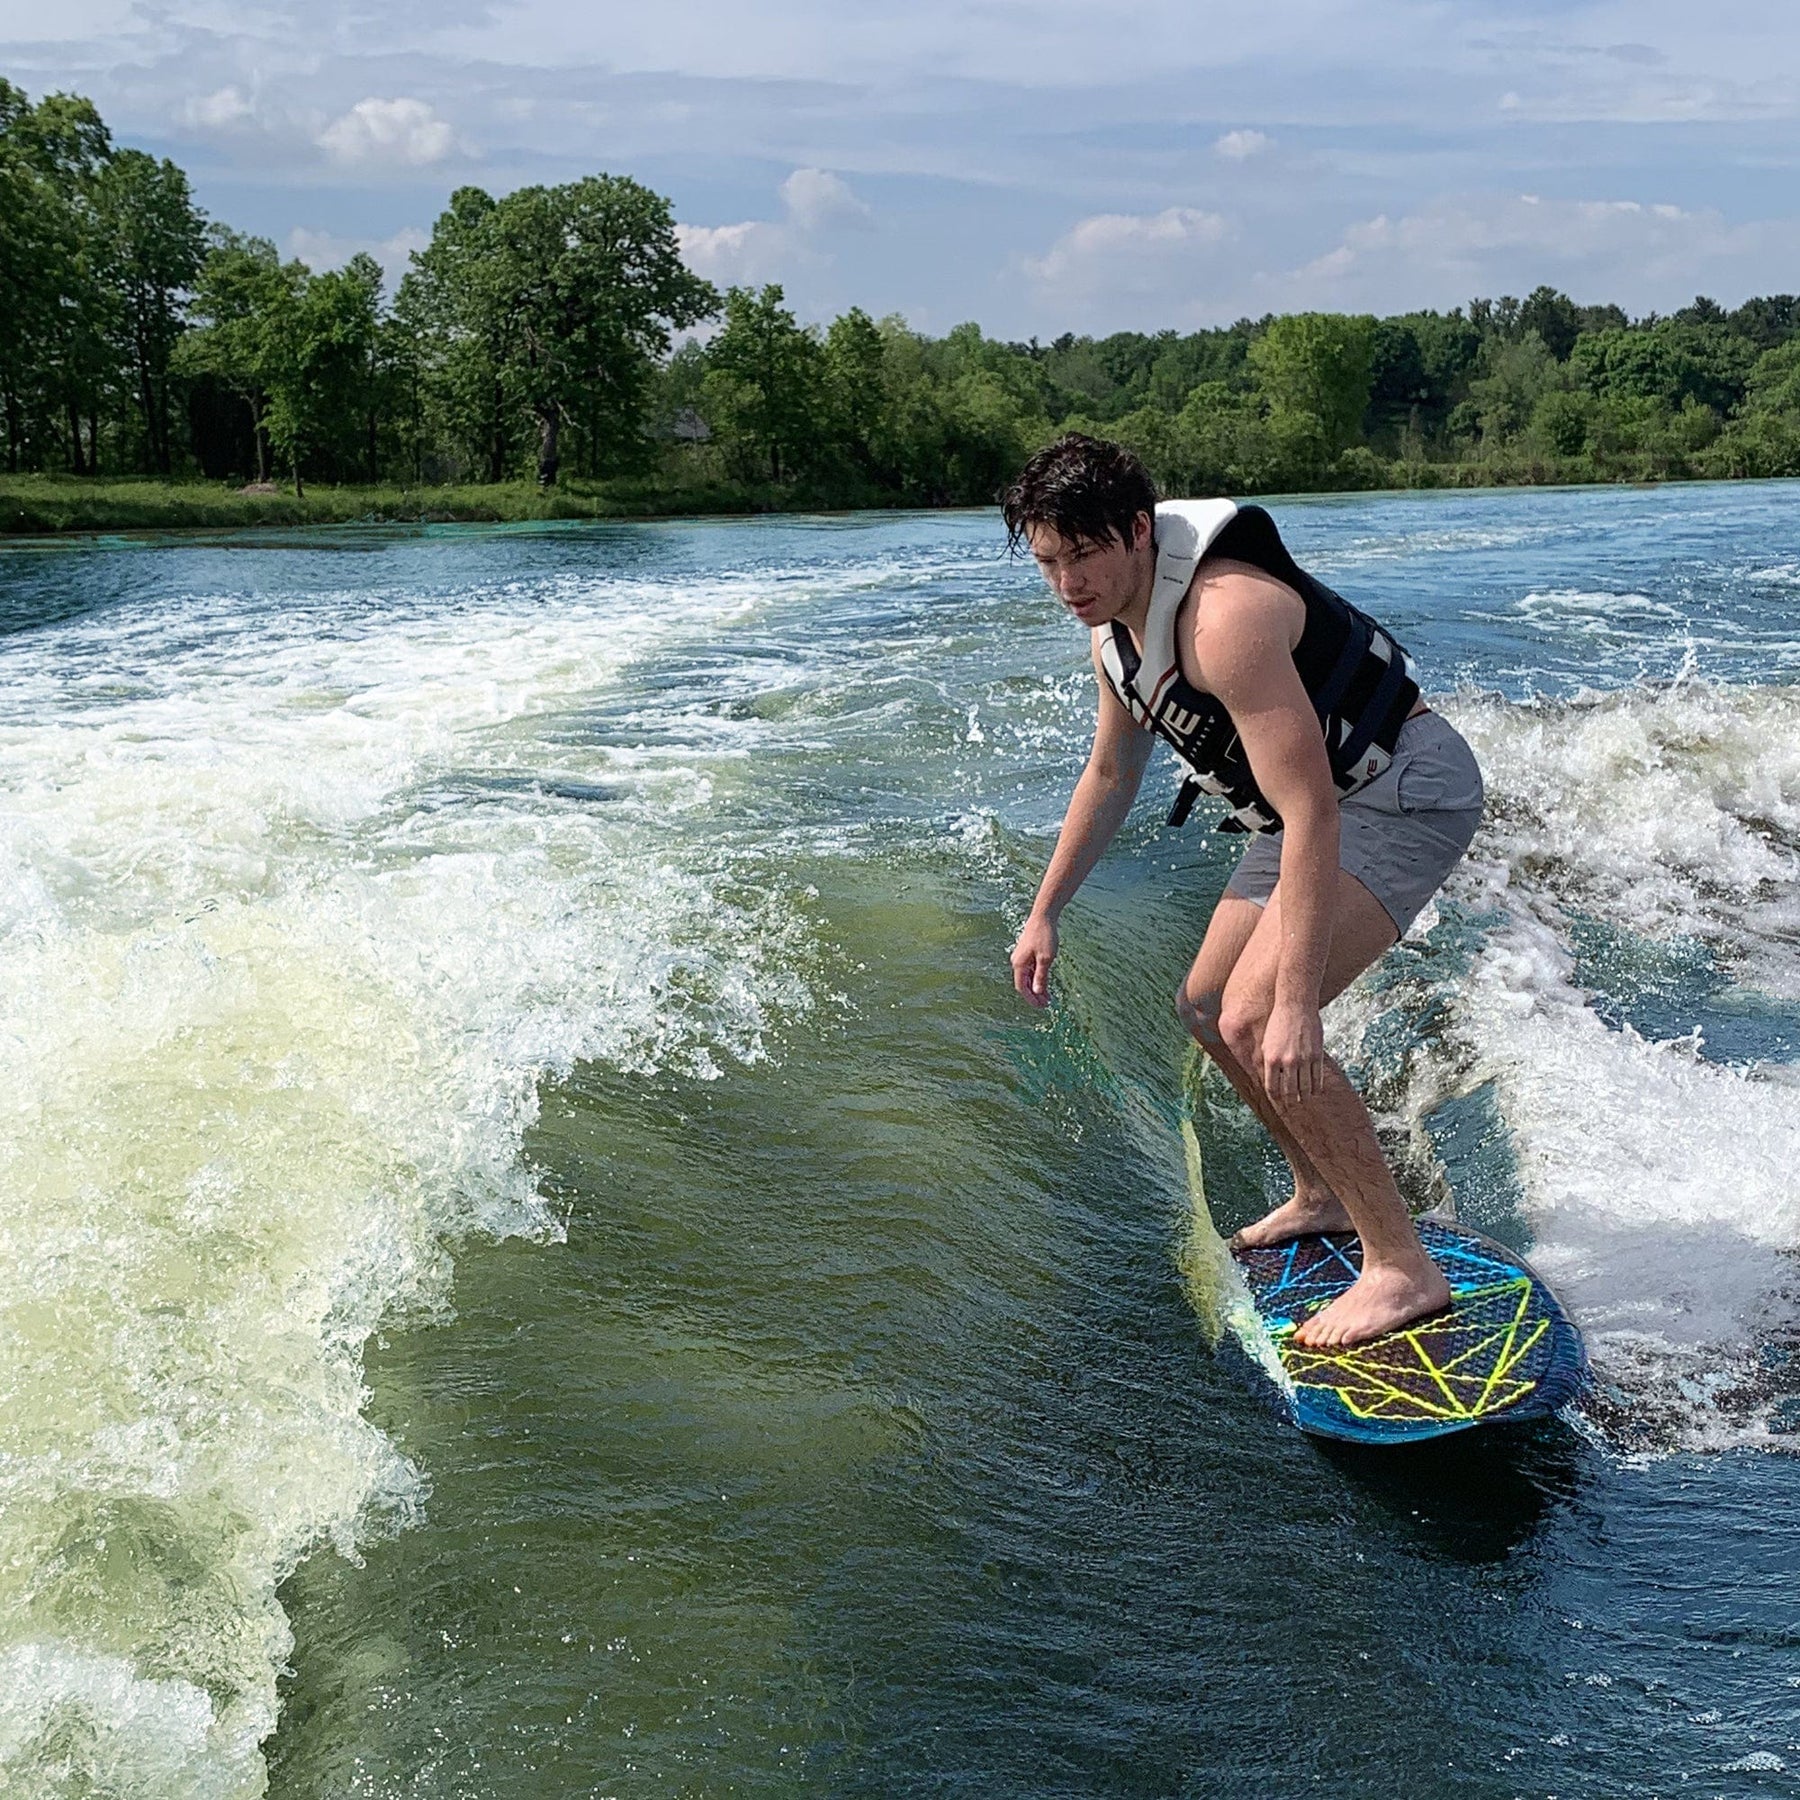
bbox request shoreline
[0,475,887,539]
[4,466,1789,539]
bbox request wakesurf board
[1230,1216,1588,1445]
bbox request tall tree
[821,305,891,475]
[262,253,385,493]
[33,93,114,472]
[1247,312,1378,454]
[0,80,54,469]
[703,284,824,483]
[91,149,206,474]
[408,176,716,485]
[398,188,515,481]
[176,231,305,482]
[0,84,113,472]
[1517,286,1582,361]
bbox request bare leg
[1204,876,1448,1349]
[1176,897,1344,1242]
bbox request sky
[4,0,1799,338]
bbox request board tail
[1175,1050,1293,1397]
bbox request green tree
[0,81,57,468]
[1467,333,1563,446]
[1743,337,1800,415]
[408,176,716,485]
[0,83,115,472]
[1709,338,1800,478]
[1517,286,1581,360]
[1142,324,1254,411]
[37,93,116,473]
[1725,295,1800,353]
[1571,322,1754,416]
[1247,312,1377,454]
[1366,311,1482,448]
[821,306,891,478]
[176,230,305,482]
[937,367,1042,501]
[1531,389,1593,458]
[703,284,825,483]
[91,148,206,474]
[401,188,513,481]
[261,253,386,493]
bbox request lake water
[3,484,1800,1797]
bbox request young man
[1003,434,1484,1349]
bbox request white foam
[1320,521,1559,566]
[1744,562,1800,587]
[0,1645,266,1797]
[1443,888,1798,1449]
[0,567,820,1789]
[1351,686,1800,1452]
[1453,682,1800,985]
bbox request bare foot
[1291,1258,1452,1350]
[1229,1191,1354,1251]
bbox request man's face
[1025,515,1149,627]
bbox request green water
[6,493,1800,1795]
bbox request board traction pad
[1230,1215,1588,1444]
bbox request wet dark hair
[1001,433,1158,558]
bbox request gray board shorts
[1222,711,1485,936]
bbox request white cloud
[183,85,256,130]
[675,219,789,286]
[1214,128,1271,160]
[1268,191,1800,315]
[1030,207,1228,281]
[287,225,430,292]
[677,167,872,288]
[779,166,872,233]
[317,97,457,168]
[1024,207,1231,326]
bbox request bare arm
[1011,646,1153,1006]
[1193,569,1341,1093]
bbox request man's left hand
[1261,1000,1326,1102]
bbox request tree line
[7,76,1800,504]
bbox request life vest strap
[1166,777,1202,829]
[1310,610,1372,731]
[1334,637,1415,778]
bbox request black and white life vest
[1096,499,1420,834]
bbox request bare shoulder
[1179,558,1305,695]
[1190,558,1305,643]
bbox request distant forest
[7,76,1800,505]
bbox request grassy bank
[0,473,881,537]
[0,458,1773,537]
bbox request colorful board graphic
[1230,1216,1588,1444]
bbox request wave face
[5,484,1800,1795]
[0,539,830,1792]
[1384,683,1800,1453]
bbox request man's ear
[1131,510,1153,552]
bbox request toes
[1293,1311,1332,1349]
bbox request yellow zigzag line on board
[1273,1278,1551,1422]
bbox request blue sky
[5,0,1798,335]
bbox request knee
[1177,985,1224,1049]
[1216,1000,1265,1069]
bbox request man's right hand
[1011,913,1059,1008]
